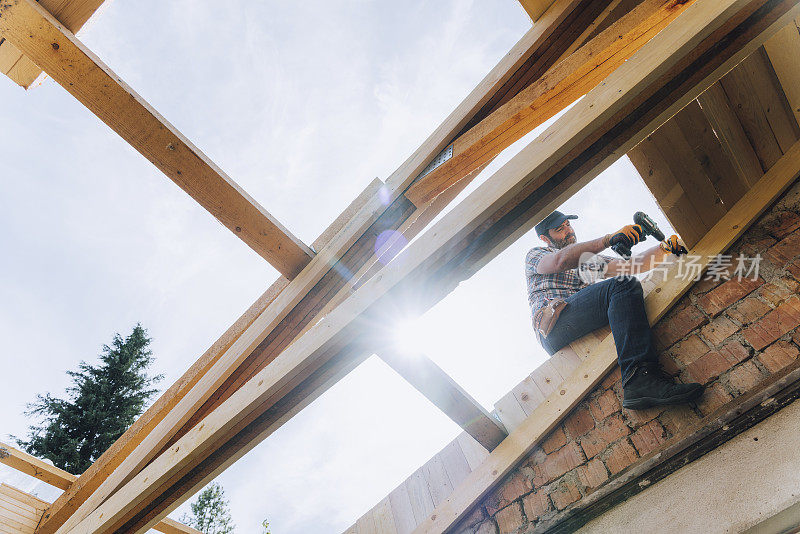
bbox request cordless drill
[611,211,665,259]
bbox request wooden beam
[414,137,800,533]
[34,3,592,531]
[404,0,699,207]
[0,0,106,88]
[519,0,558,22]
[763,17,800,126]
[0,0,315,280]
[0,441,74,491]
[64,1,800,531]
[0,442,201,534]
[377,349,507,451]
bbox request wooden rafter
[57,0,800,531]
[30,1,596,531]
[404,0,699,207]
[417,137,800,533]
[0,442,201,534]
[0,0,106,88]
[0,0,314,280]
[519,0,558,22]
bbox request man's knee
[610,275,642,294]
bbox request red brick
[541,426,567,454]
[758,340,800,373]
[494,502,524,534]
[691,275,726,296]
[630,419,668,457]
[589,389,621,421]
[549,482,582,510]
[659,405,702,438]
[601,367,622,389]
[701,316,740,346]
[727,298,772,325]
[485,471,532,515]
[531,442,585,486]
[622,405,665,428]
[456,506,487,532]
[697,382,734,416]
[727,360,764,394]
[564,404,595,439]
[683,341,750,384]
[660,353,681,376]
[654,304,709,350]
[739,235,777,256]
[576,458,609,493]
[758,278,800,307]
[669,334,710,366]
[787,259,800,281]
[522,491,551,522]
[698,277,764,317]
[604,439,639,475]
[743,296,800,350]
[580,414,630,458]
[766,210,800,239]
[765,232,800,267]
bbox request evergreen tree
[182,482,235,534]
[16,324,161,474]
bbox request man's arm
[536,236,609,274]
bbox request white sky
[0,1,677,532]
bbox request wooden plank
[649,119,728,227]
[414,139,800,533]
[405,468,435,524]
[439,439,472,489]
[455,432,490,472]
[764,19,800,126]
[719,55,784,171]
[371,497,397,534]
[519,0,558,22]
[378,349,507,451]
[550,347,583,377]
[421,454,454,507]
[530,359,565,397]
[151,517,203,534]
[354,508,377,534]
[672,99,750,208]
[71,1,800,530]
[404,0,700,206]
[628,133,707,247]
[388,485,417,534]
[697,82,765,186]
[0,0,107,88]
[0,0,314,279]
[741,46,800,152]
[512,375,547,416]
[494,391,529,431]
[0,441,75,490]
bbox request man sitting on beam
[526,210,703,410]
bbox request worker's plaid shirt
[525,246,616,319]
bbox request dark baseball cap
[535,210,578,237]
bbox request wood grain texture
[764,18,800,126]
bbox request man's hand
[659,234,688,256]
[604,224,645,248]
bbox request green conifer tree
[16,324,161,474]
[182,482,235,534]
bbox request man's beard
[551,233,577,249]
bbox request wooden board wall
[629,40,800,248]
[0,483,48,534]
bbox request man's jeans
[540,276,658,383]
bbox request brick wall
[455,180,800,534]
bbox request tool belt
[533,298,567,341]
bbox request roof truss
[2,0,797,532]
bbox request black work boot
[622,363,703,410]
